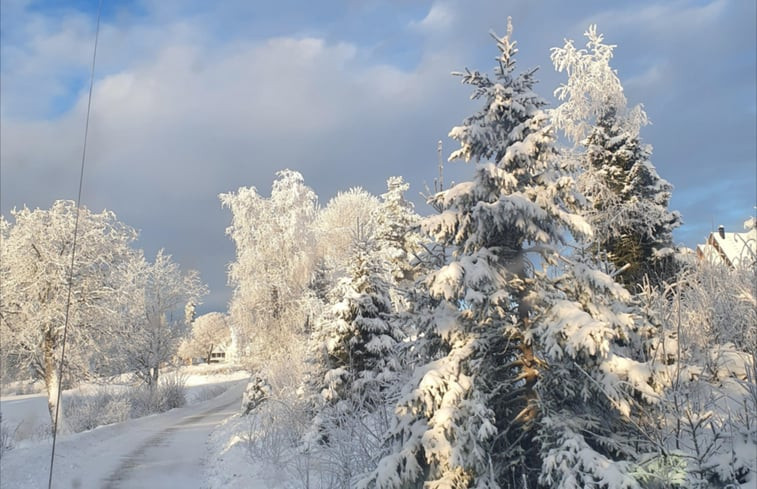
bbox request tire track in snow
[102,382,245,489]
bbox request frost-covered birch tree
[117,249,206,386]
[316,187,381,282]
[178,312,230,364]
[0,201,137,427]
[551,26,681,289]
[364,20,661,489]
[220,169,319,364]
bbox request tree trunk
[151,365,160,385]
[43,330,64,433]
[271,286,280,320]
[515,266,538,425]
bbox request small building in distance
[209,346,227,363]
[696,219,756,268]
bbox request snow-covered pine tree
[581,107,681,288]
[309,226,401,413]
[363,19,660,489]
[374,176,422,309]
[551,26,681,289]
[305,224,404,487]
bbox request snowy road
[0,380,246,489]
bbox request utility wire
[47,1,104,488]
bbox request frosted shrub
[131,374,188,417]
[244,395,374,489]
[640,261,757,486]
[305,402,390,489]
[191,384,227,403]
[242,374,272,414]
[0,414,18,458]
[64,388,131,433]
[129,386,157,418]
[244,391,311,482]
[159,373,188,410]
[58,374,188,434]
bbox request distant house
[209,348,226,363]
[179,343,229,365]
[207,342,230,363]
[696,222,756,268]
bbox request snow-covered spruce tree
[551,26,681,289]
[363,20,659,489]
[374,176,423,314]
[306,226,403,487]
[375,176,423,287]
[309,225,401,416]
[581,107,681,289]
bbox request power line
[47,1,104,488]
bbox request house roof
[697,226,757,268]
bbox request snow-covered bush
[241,383,317,488]
[158,372,188,411]
[242,374,272,414]
[131,373,188,417]
[0,379,45,397]
[191,384,227,403]
[63,373,188,433]
[639,260,757,487]
[307,399,393,489]
[0,414,18,458]
[244,394,307,466]
[63,388,131,433]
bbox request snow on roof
[697,225,757,268]
[697,243,727,267]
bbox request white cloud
[411,2,455,34]
[0,4,470,310]
[586,0,728,34]
[1,0,753,311]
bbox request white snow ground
[0,368,250,489]
[204,413,271,489]
[0,367,248,449]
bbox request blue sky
[2,0,755,312]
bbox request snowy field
[0,365,250,488]
[0,365,249,448]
